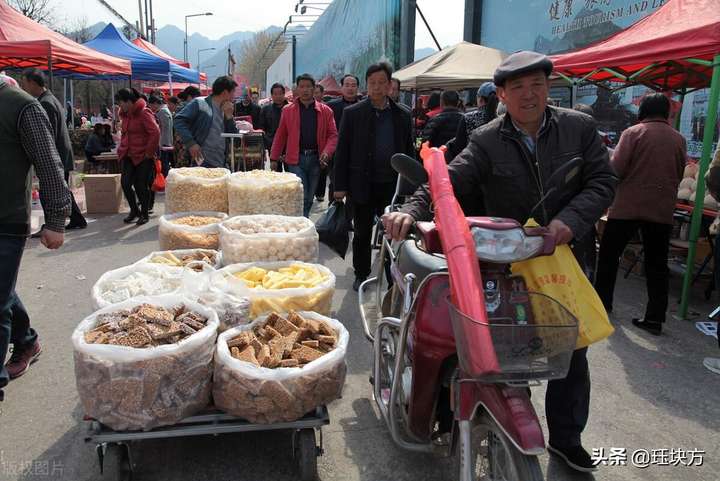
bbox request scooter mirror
[546,156,583,188]
[391,153,428,186]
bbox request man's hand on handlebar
[333,191,347,201]
[548,219,573,245]
[382,212,415,241]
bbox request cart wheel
[104,444,133,481]
[295,429,318,481]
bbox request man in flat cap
[383,50,616,473]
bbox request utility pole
[137,0,144,38]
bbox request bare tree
[236,30,284,87]
[8,0,55,25]
[57,16,94,43]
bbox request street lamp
[197,47,216,71]
[294,2,330,13]
[184,12,213,62]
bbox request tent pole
[70,80,75,131]
[168,73,174,96]
[111,82,116,132]
[674,88,686,131]
[47,55,53,90]
[679,54,720,319]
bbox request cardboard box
[83,174,122,214]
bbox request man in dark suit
[333,62,414,291]
[322,74,361,202]
[20,68,86,231]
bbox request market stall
[84,24,201,87]
[551,0,720,319]
[77,168,344,480]
[0,0,132,83]
[393,41,508,91]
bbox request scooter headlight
[471,227,545,263]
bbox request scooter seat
[396,238,447,286]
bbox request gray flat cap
[494,51,553,86]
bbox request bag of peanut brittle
[213,311,348,424]
[72,295,219,431]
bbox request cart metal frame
[84,406,329,481]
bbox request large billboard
[481,0,718,157]
[295,0,402,86]
[481,0,667,55]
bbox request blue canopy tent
[84,24,200,84]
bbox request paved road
[1,199,718,481]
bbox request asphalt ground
[1,197,718,481]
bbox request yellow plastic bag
[512,243,614,349]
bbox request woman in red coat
[115,88,160,225]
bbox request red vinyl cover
[420,143,500,373]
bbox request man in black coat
[384,51,617,474]
[333,63,414,291]
[421,90,464,147]
[234,94,261,127]
[20,68,86,230]
[258,83,289,171]
[319,74,361,201]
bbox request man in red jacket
[270,73,338,217]
[115,88,160,225]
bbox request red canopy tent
[551,0,720,318]
[0,0,131,80]
[551,0,720,93]
[132,37,191,69]
[318,76,341,96]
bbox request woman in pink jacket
[595,93,687,335]
[115,88,160,226]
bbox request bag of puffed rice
[166,167,230,214]
[158,212,228,251]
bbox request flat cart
[222,132,266,172]
[84,406,329,481]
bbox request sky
[53,0,465,49]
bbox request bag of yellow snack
[511,241,614,350]
[212,261,336,317]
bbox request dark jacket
[401,106,617,243]
[234,101,261,127]
[333,98,414,204]
[422,107,463,147]
[446,107,493,161]
[327,96,361,132]
[258,101,288,150]
[38,90,74,172]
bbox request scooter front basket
[448,292,578,382]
